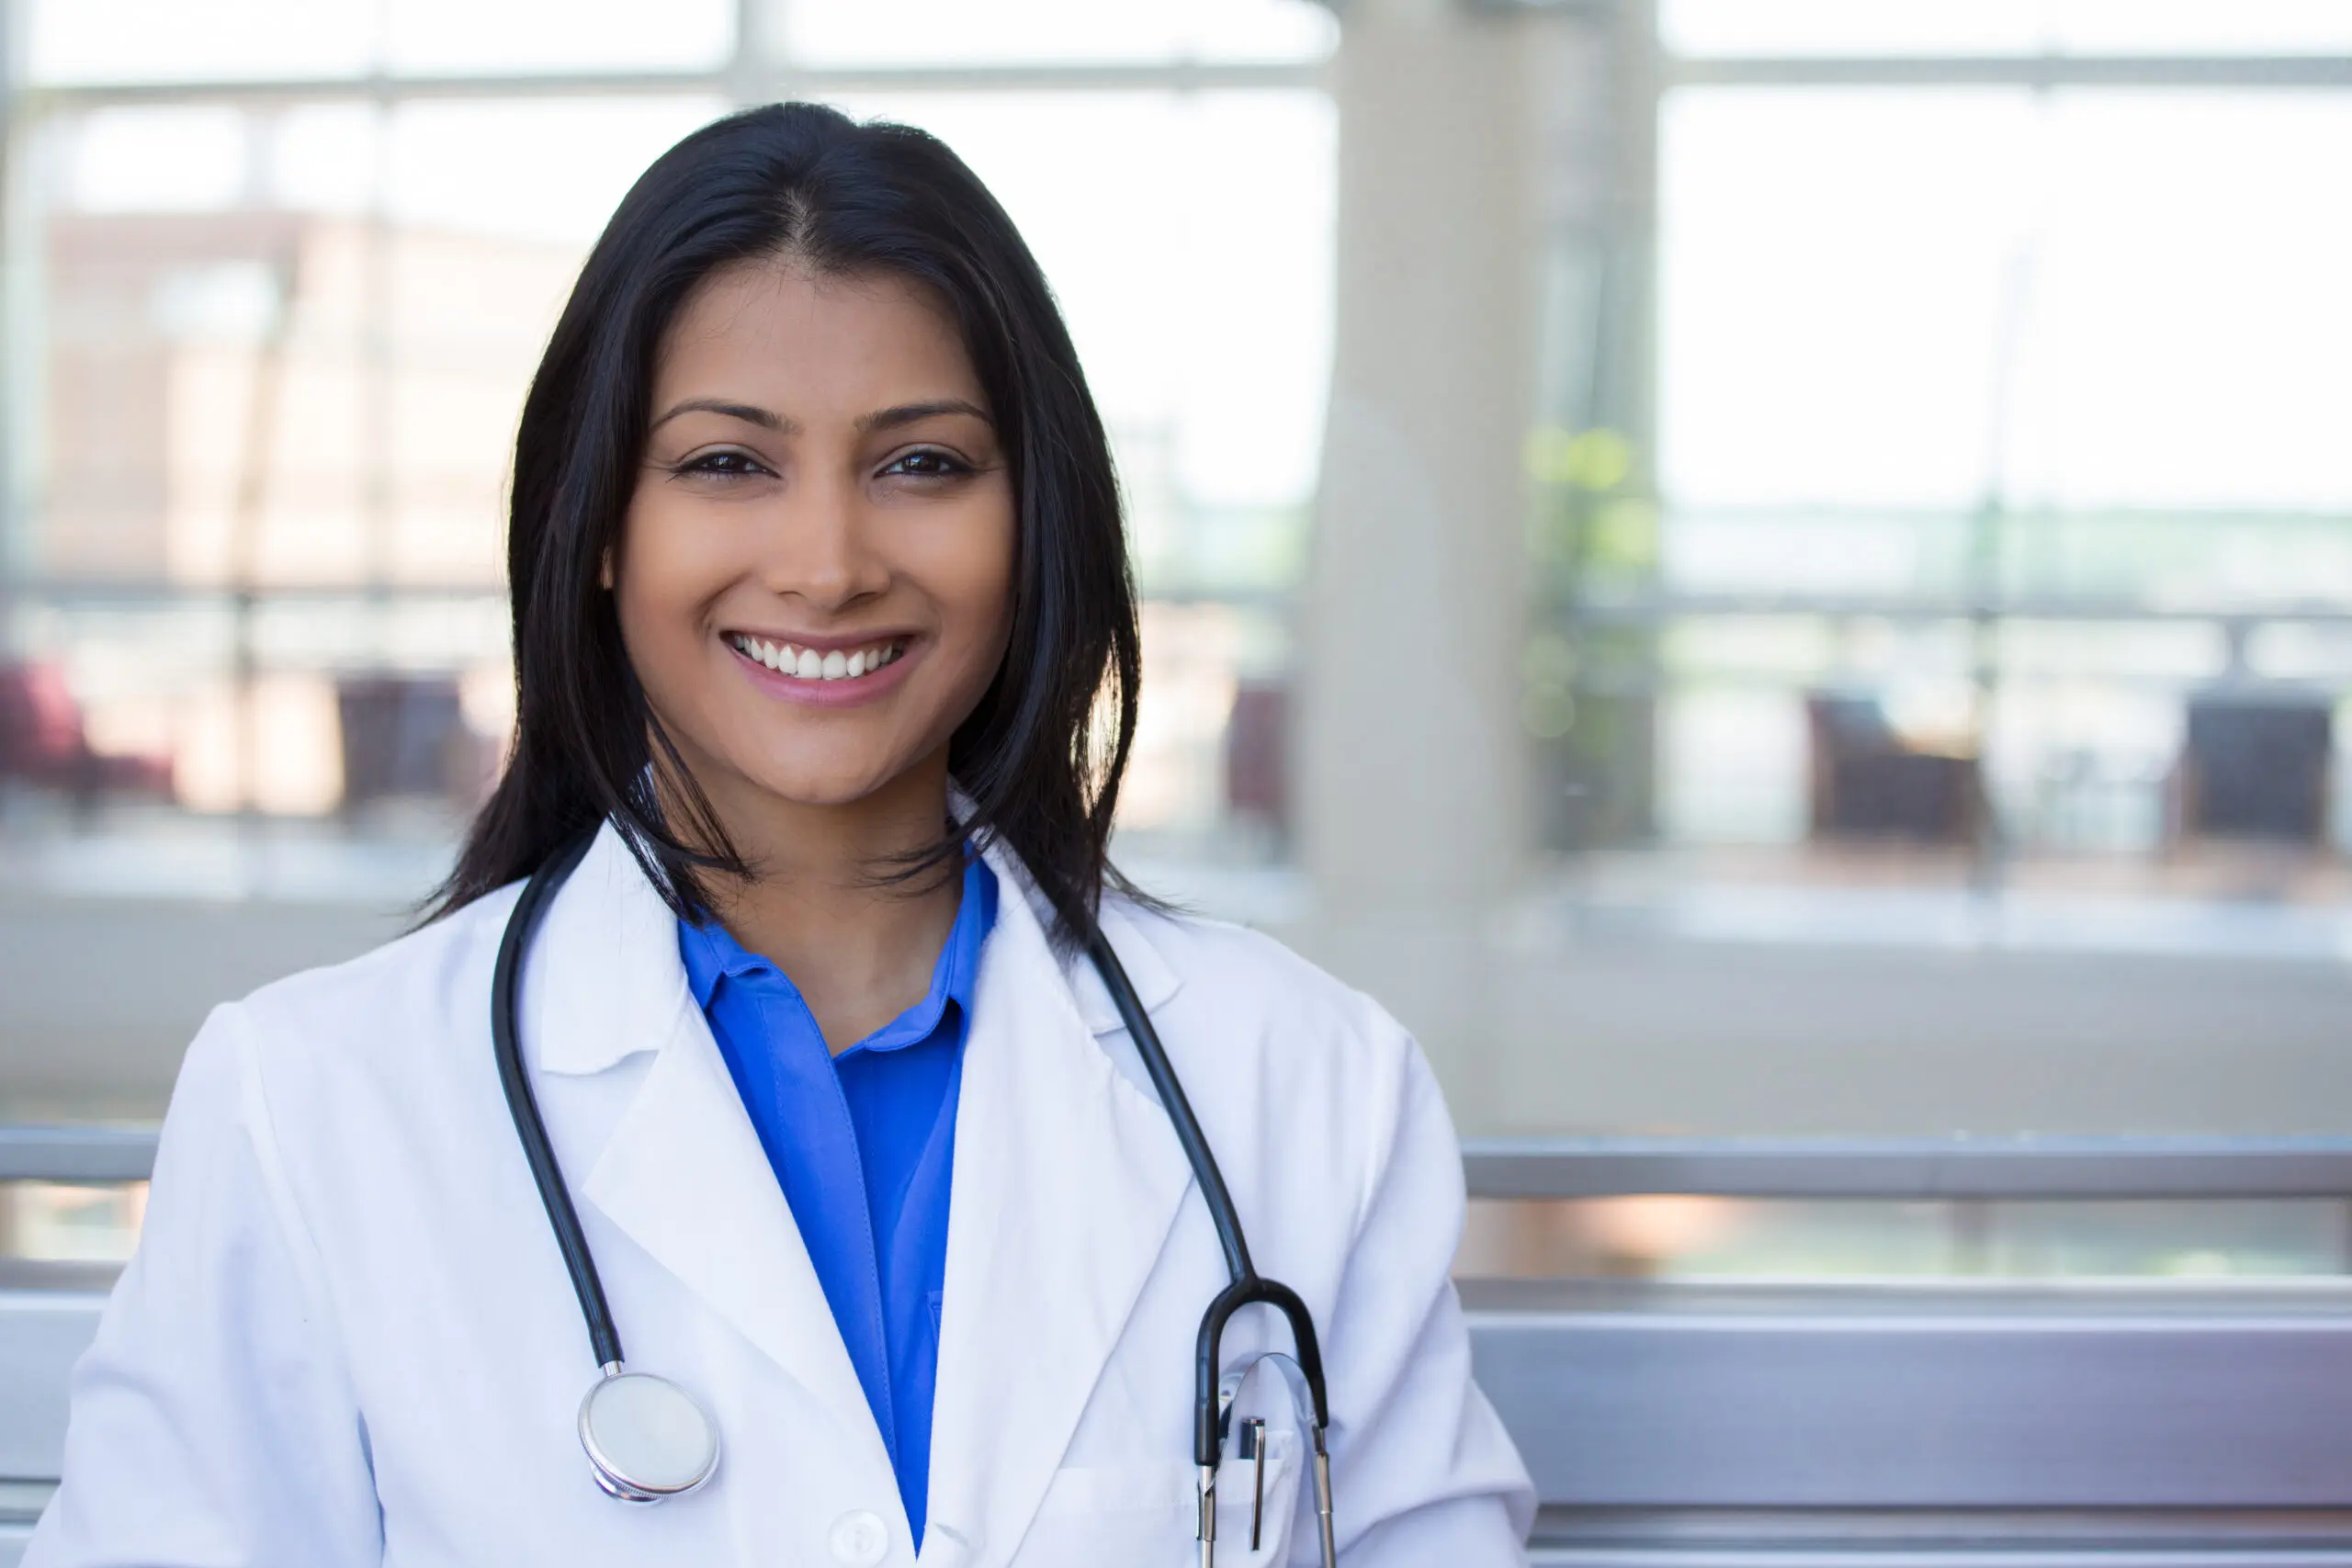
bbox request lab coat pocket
[1020,1432,1297,1566]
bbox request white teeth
[735,634,903,680]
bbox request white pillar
[1290,0,1541,1122]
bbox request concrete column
[1289,0,1542,1122]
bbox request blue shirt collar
[678,851,999,1058]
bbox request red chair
[0,663,174,806]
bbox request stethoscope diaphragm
[577,1365,720,1503]
[495,830,1330,1552]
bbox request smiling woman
[438,107,1140,953]
[28,103,1532,1568]
[619,268,1014,816]
[612,263,1021,1045]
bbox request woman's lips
[726,630,907,682]
[723,630,920,707]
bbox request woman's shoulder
[1107,894,1343,993]
[1095,896,1466,1243]
[142,881,531,1232]
[1099,894,1419,1074]
[222,878,525,1074]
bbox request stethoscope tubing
[1084,926,1255,1283]
[1086,927,1331,1461]
[493,826,1332,1553]
[491,830,618,1367]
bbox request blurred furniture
[1225,679,1289,833]
[0,664,172,808]
[1804,692,1982,844]
[334,675,475,813]
[2175,694,2333,844]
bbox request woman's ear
[598,548,616,591]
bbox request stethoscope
[492,829,1339,1565]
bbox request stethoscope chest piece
[499,835,1331,1542]
[577,1366,720,1504]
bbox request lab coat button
[828,1510,890,1567]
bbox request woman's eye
[673,449,771,480]
[881,448,970,480]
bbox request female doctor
[31,104,1533,1567]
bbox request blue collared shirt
[679,854,997,1548]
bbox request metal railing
[17,1125,2352,1197]
[8,1129,2352,1563]
[1464,1134,2352,1200]
[0,1127,160,1186]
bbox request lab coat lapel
[580,1008,885,1462]
[924,851,1194,1562]
[529,825,884,1474]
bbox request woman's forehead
[655,261,982,414]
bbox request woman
[32,104,1532,1566]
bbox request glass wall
[7,0,2352,1281]
[1367,1,2352,1282]
[0,0,1334,908]
[1487,3,2352,1161]
[1534,4,2352,897]
[1644,84,2352,867]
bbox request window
[1494,6,2352,1186]
[0,0,1336,1117]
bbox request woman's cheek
[955,500,1017,651]
[615,506,721,725]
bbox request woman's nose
[757,475,888,609]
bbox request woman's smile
[614,261,1017,813]
[722,628,920,707]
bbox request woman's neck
[679,751,966,1055]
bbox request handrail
[1463,1135,2352,1199]
[0,1127,162,1184]
[11,1126,2352,1199]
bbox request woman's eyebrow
[650,398,794,434]
[857,398,992,434]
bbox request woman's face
[614,261,1016,825]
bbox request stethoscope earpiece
[577,1364,720,1504]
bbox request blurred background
[5,0,2352,1289]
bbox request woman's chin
[730,756,936,814]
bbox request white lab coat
[30,824,1533,1567]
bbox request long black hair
[430,102,1144,944]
